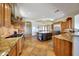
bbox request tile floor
[20,36,55,56]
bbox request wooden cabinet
[52,21,70,34]
[61,17,72,32]
[21,37,24,51]
[61,22,67,32]
[64,40,72,56]
[8,44,17,56]
[52,22,62,35]
[8,37,24,56]
[0,3,11,27]
[17,38,22,56]
[17,37,24,56]
[66,17,72,29]
[52,17,72,34]
[5,4,11,27]
[53,37,72,56]
[0,4,4,26]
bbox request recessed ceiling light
[50,19,54,21]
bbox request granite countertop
[0,36,23,56]
[53,33,72,42]
[53,32,79,43]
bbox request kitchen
[0,4,25,56]
[0,3,79,56]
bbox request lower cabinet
[21,37,24,51]
[53,37,72,56]
[8,37,24,56]
[8,45,17,56]
[17,37,24,56]
[16,39,21,56]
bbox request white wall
[73,14,79,56]
[73,36,79,56]
[74,14,79,29]
[24,22,32,36]
[32,22,38,36]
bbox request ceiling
[15,3,79,21]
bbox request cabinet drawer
[8,45,17,56]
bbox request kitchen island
[0,36,24,56]
[37,32,52,41]
[52,33,72,56]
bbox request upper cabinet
[0,3,12,27]
[52,17,72,34]
[66,17,72,29]
[5,4,12,27]
[52,22,62,35]
[61,22,67,32]
[0,4,4,26]
[61,17,72,32]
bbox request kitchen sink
[5,34,23,38]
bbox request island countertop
[0,36,23,56]
[52,33,72,42]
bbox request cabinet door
[0,3,11,27]
[53,37,72,56]
[64,40,72,56]
[61,22,67,32]
[60,39,65,56]
[16,39,22,56]
[53,37,56,54]
[66,18,72,29]
[53,37,62,56]
[56,38,61,56]
[8,45,17,56]
[5,4,11,27]
[55,38,64,56]
[0,4,4,26]
[21,38,24,51]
